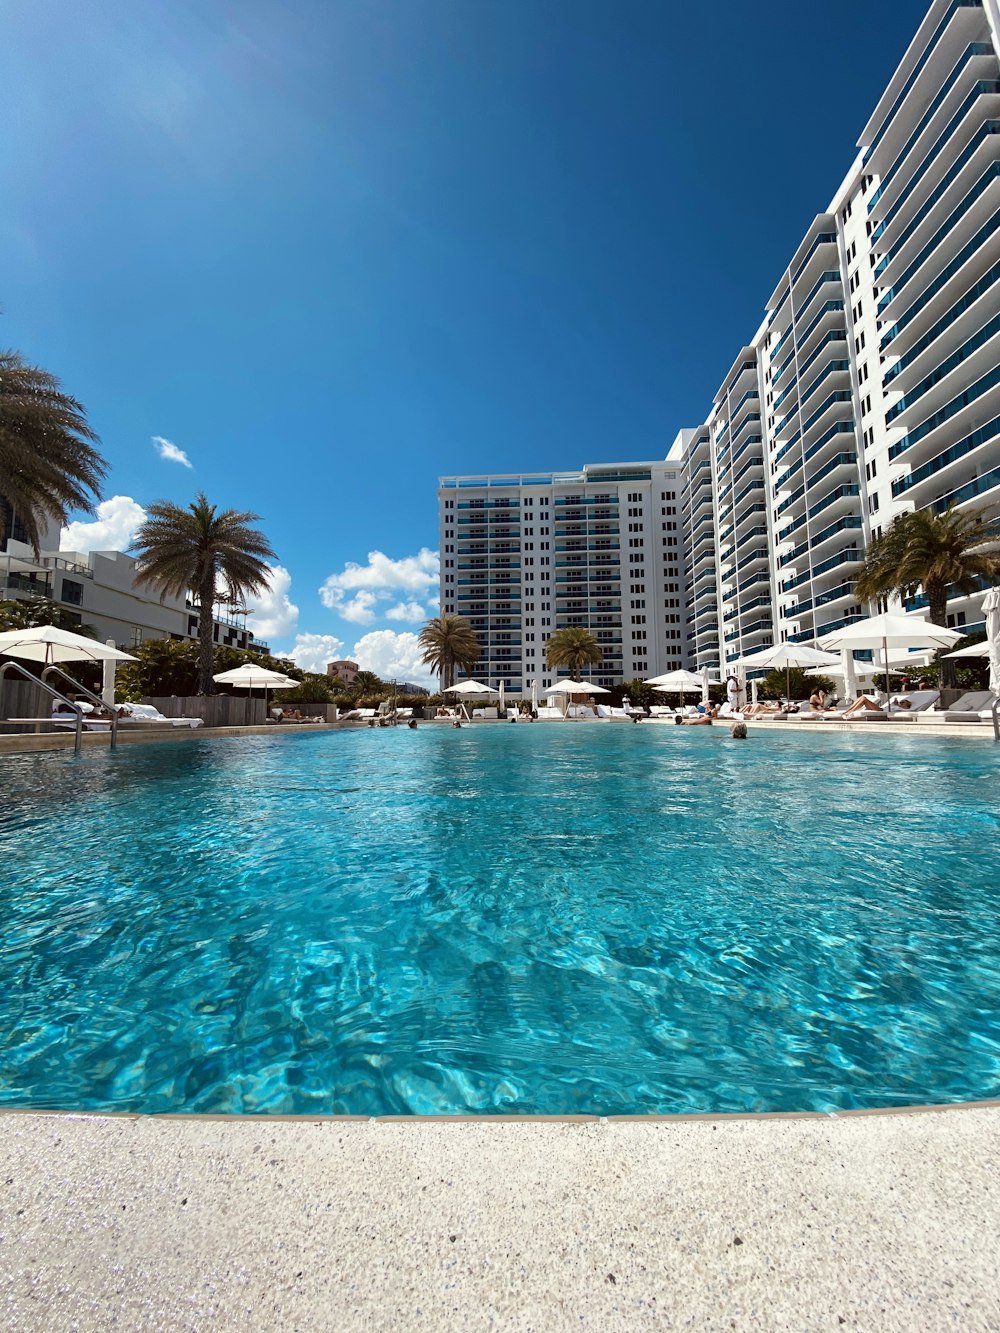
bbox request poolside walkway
[2,1105,998,1330]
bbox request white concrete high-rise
[438,463,686,696]
[438,1,1000,682]
[684,0,1000,672]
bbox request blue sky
[2,0,928,680]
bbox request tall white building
[684,0,1000,672]
[438,463,686,696]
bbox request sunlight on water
[1,725,999,1114]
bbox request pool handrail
[0,660,84,753]
[40,664,119,750]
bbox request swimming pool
[1,725,998,1115]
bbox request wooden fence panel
[145,696,267,727]
[0,678,47,722]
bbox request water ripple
[1,726,999,1114]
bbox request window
[61,578,84,606]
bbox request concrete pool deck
[2,1105,998,1331]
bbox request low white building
[1,512,267,655]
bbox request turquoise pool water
[1,726,999,1115]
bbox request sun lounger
[885,690,940,719]
[648,706,675,717]
[940,690,997,722]
[536,705,563,720]
[119,703,205,728]
[823,695,887,721]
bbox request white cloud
[245,564,299,642]
[385,600,426,623]
[319,548,439,621]
[153,435,192,468]
[340,590,379,625]
[287,633,346,675]
[61,495,147,554]
[351,630,435,687]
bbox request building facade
[438,463,686,696]
[1,513,267,655]
[326,659,360,683]
[683,0,1000,673]
[438,1,1000,687]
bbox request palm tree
[544,626,603,681]
[349,669,386,703]
[0,351,107,553]
[418,613,480,689]
[131,492,277,695]
[855,503,1000,687]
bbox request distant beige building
[326,659,359,683]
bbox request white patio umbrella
[818,612,962,698]
[0,626,137,747]
[498,680,505,716]
[646,668,703,691]
[840,648,860,701]
[0,625,136,665]
[542,679,611,695]
[213,663,300,723]
[982,588,1000,694]
[530,679,538,712]
[733,641,840,703]
[702,665,712,705]
[648,668,704,709]
[543,678,609,718]
[443,679,497,697]
[942,641,991,658]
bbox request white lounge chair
[941,690,997,722]
[824,695,888,722]
[119,703,205,728]
[885,690,940,719]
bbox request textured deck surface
[1,1107,998,1331]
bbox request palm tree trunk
[443,652,454,690]
[926,581,956,689]
[197,572,216,695]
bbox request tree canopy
[544,627,603,681]
[855,503,1000,686]
[131,492,276,694]
[0,350,107,554]
[418,614,480,689]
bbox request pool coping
[2,1094,999,1121]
